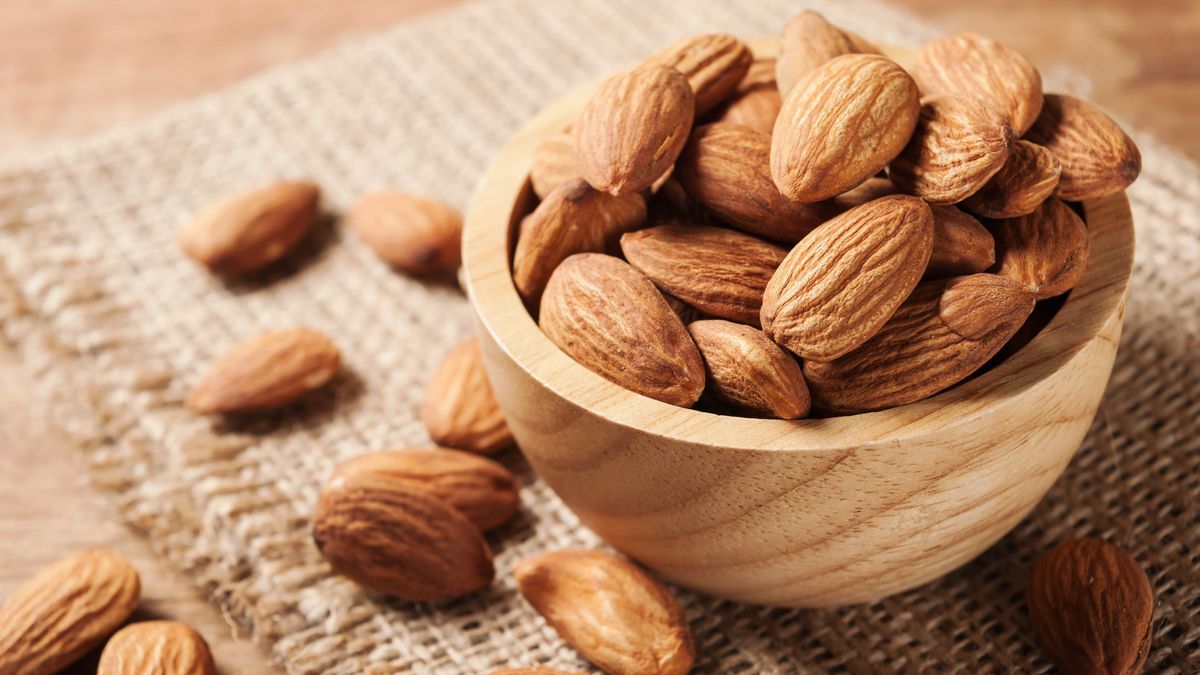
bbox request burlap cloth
[0,0,1196,672]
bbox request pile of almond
[516,12,1141,418]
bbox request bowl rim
[462,40,1135,454]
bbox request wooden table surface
[2,1,1196,672]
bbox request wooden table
[2,2,1196,672]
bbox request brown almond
[514,550,694,675]
[0,549,141,675]
[771,54,921,202]
[179,180,319,275]
[645,33,753,115]
[962,140,1062,218]
[421,338,514,455]
[925,205,996,279]
[98,621,216,675]
[1024,94,1141,201]
[1028,538,1154,675]
[761,195,935,361]
[530,131,582,199]
[804,274,1035,412]
[187,327,340,414]
[775,10,876,95]
[714,59,782,134]
[539,254,705,407]
[676,123,833,241]
[689,320,810,419]
[574,65,695,196]
[331,448,519,532]
[991,197,1089,299]
[620,222,787,327]
[889,95,1014,204]
[346,191,462,275]
[913,32,1043,135]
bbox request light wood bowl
[461,40,1135,607]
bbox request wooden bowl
[461,41,1135,607]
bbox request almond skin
[539,254,705,407]
[688,320,811,419]
[514,550,694,675]
[991,197,1089,299]
[98,621,216,675]
[962,140,1062,218]
[775,10,877,95]
[620,222,787,327]
[761,195,935,362]
[1028,538,1154,675]
[421,338,514,455]
[804,274,1035,413]
[645,33,752,115]
[331,448,519,532]
[914,32,1044,135]
[888,95,1014,204]
[574,65,695,196]
[925,205,996,279]
[530,131,582,199]
[1024,94,1142,201]
[0,549,141,675]
[714,59,782,134]
[179,180,319,275]
[771,54,921,202]
[187,327,340,414]
[346,191,462,275]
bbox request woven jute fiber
[0,0,1196,672]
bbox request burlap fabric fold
[1,0,1196,672]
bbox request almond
[574,65,695,196]
[645,34,753,115]
[991,197,1089,299]
[888,95,1014,204]
[331,448,519,532]
[98,621,216,675]
[925,205,996,279]
[714,59,782,134]
[421,338,514,455]
[962,140,1061,218]
[512,178,646,306]
[312,470,494,601]
[0,549,141,675]
[688,320,810,419]
[346,191,462,275]
[187,327,340,414]
[675,123,832,241]
[530,131,582,199]
[620,222,787,327]
[913,32,1043,135]
[761,195,935,361]
[804,274,1035,412]
[771,54,920,202]
[539,253,705,407]
[776,11,877,95]
[1024,94,1141,201]
[514,550,694,675]
[179,180,319,275]
[1028,538,1154,675]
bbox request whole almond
[421,338,514,455]
[675,123,832,241]
[179,180,319,275]
[0,549,141,675]
[620,222,787,327]
[914,32,1043,135]
[715,59,782,134]
[804,274,1035,412]
[530,132,582,199]
[539,254,705,407]
[514,550,694,675]
[761,195,935,361]
[346,191,462,275]
[331,448,519,532]
[313,471,494,601]
[1028,538,1153,675]
[992,197,1089,299]
[962,140,1062,218]
[888,95,1014,204]
[574,65,695,196]
[645,33,753,115]
[771,54,920,202]
[187,327,340,414]
[1024,94,1142,201]
[925,205,996,279]
[512,178,646,306]
[688,320,811,419]
[776,10,875,95]
[98,621,216,675]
